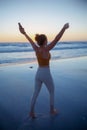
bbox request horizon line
[0,40,87,43]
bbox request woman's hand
[18,23,26,34]
[63,23,69,30]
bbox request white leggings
[30,67,54,111]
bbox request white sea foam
[0,42,87,64]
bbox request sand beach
[0,57,87,130]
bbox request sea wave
[0,41,87,65]
[0,42,87,53]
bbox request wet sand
[0,57,87,130]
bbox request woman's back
[36,47,51,67]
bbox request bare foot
[29,112,36,118]
[50,109,58,115]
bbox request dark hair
[35,34,47,46]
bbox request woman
[18,22,69,118]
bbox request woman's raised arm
[46,23,69,51]
[18,23,38,51]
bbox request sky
[0,0,87,42]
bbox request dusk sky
[0,0,87,42]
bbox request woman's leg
[30,79,42,117]
[44,71,58,114]
[44,76,54,111]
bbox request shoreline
[0,55,87,67]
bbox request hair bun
[35,34,39,42]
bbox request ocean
[0,41,87,65]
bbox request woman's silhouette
[18,22,69,118]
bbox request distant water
[0,41,87,65]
